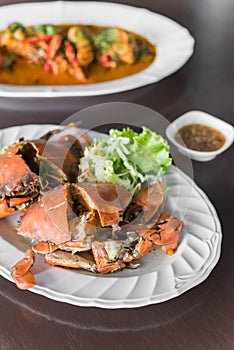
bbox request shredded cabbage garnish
[78,126,171,193]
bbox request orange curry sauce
[0,24,156,85]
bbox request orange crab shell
[0,143,39,197]
[150,214,182,246]
[133,181,165,223]
[33,134,84,182]
[17,184,71,244]
[74,182,133,227]
[0,198,17,218]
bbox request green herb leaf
[34,24,57,35]
[2,53,15,71]
[45,25,57,35]
[8,22,25,33]
[79,127,171,193]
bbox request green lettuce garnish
[78,127,171,193]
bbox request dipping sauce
[175,124,225,151]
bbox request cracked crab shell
[17,184,70,244]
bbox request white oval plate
[0,124,221,308]
[0,1,195,97]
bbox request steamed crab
[0,125,183,290]
[11,181,182,289]
[0,125,86,218]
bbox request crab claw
[0,198,18,218]
[11,248,34,277]
[0,143,39,218]
[92,241,126,273]
[11,271,36,290]
[74,182,133,227]
[150,214,182,246]
[11,248,35,290]
[135,214,182,255]
[91,235,153,274]
[132,238,153,259]
[124,182,165,226]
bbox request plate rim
[0,123,222,308]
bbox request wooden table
[0,1,233,349]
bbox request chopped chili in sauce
[175,124,225,152]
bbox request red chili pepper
[25,35,53,44]
[44,34,63,73]
[64,41,77,66]
[44,60,51,73]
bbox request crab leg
[32,241,58,254]
[11,242,57,290]
[11,238,96,289]
[45,250,96,272]
[58,237,92,254]
[91,235,153,274]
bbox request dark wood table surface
[0,1,233,349]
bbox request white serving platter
[0,124,222,308]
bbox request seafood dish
[0,124,182,290]
[0,23,155,85]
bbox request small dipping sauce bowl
[166,110,234,161]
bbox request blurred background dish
[0,1,194,97]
